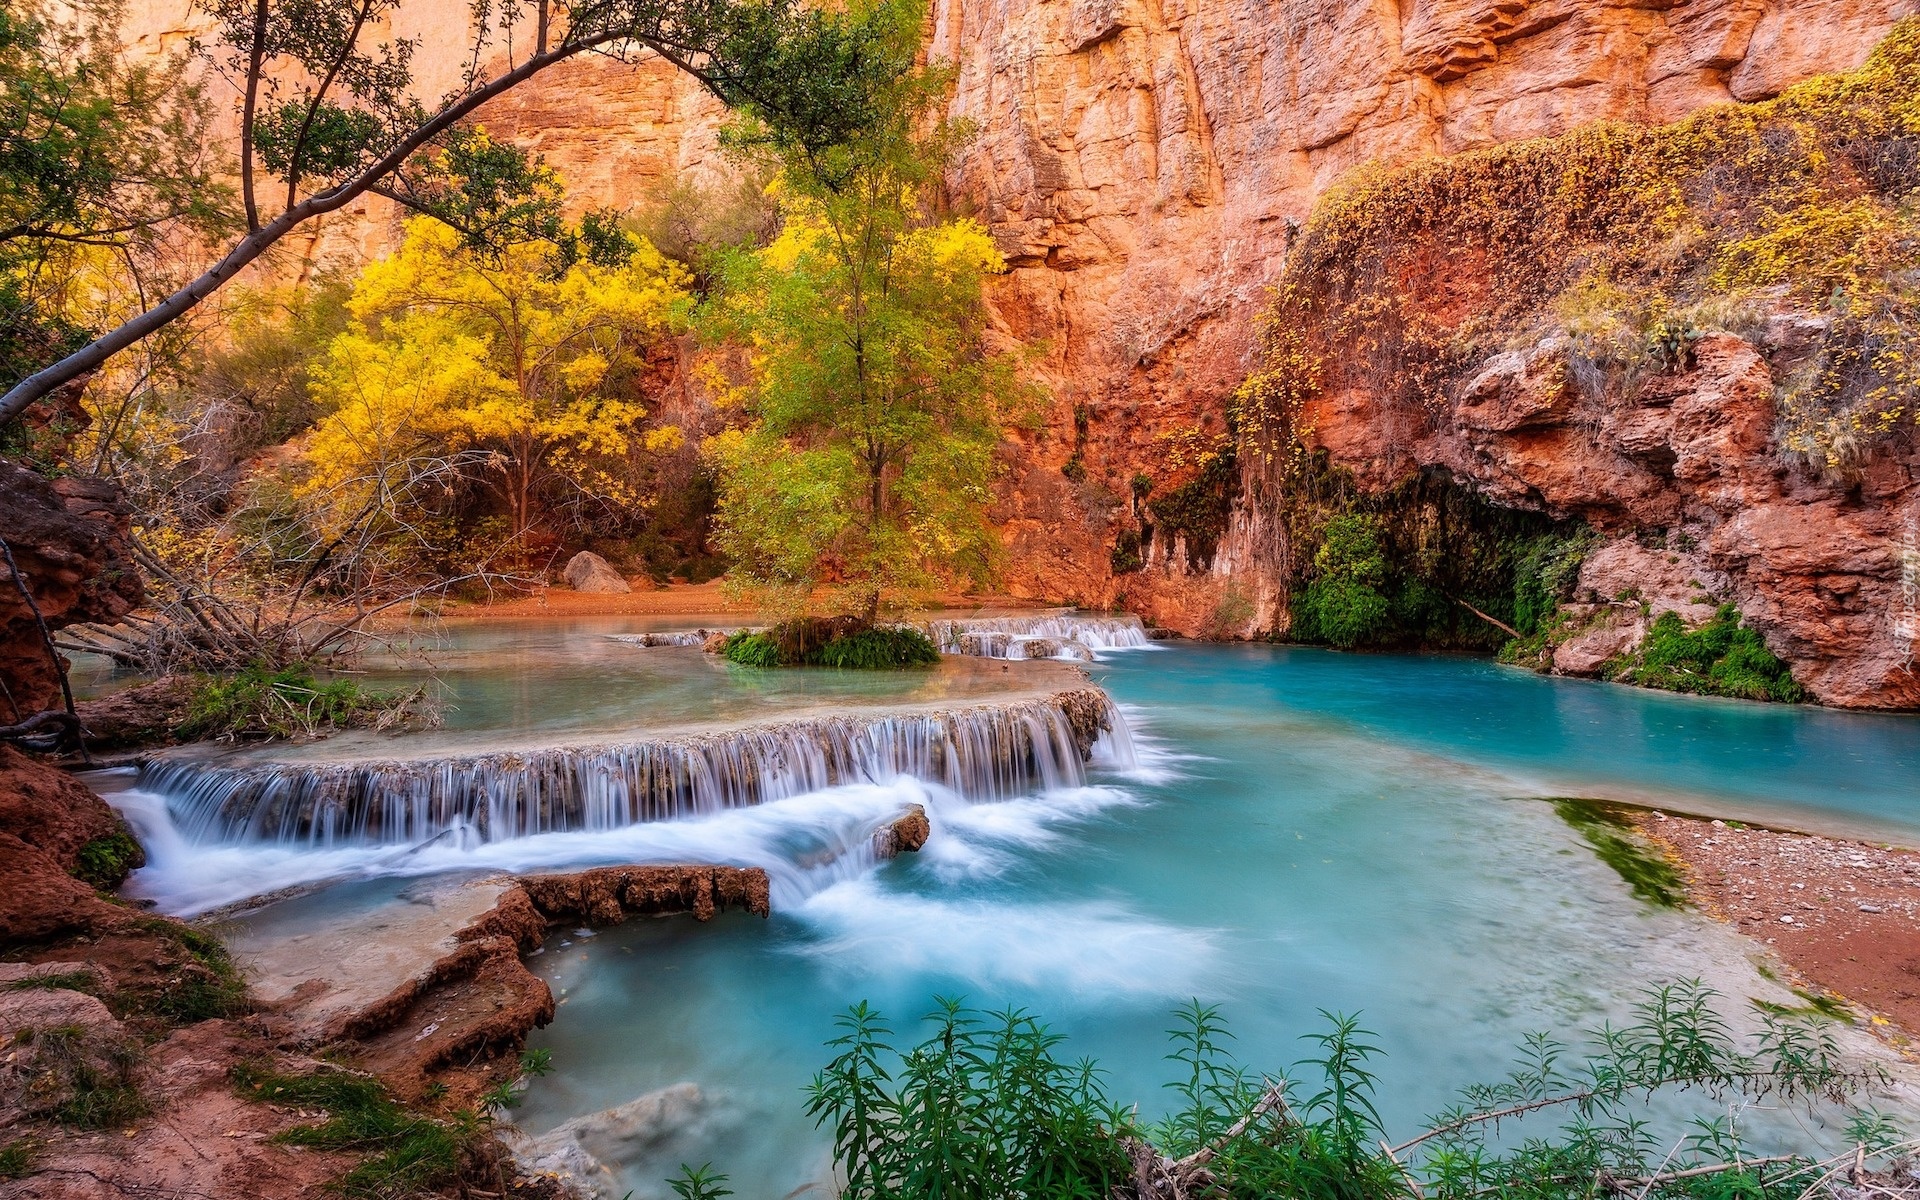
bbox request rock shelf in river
[137,681,1129,846]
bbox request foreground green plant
[786,983,1900,1200]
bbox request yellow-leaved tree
[301,216,692,545]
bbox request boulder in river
[505,1082,712,1199]
[875,804,931,856]
[563,551,630,594]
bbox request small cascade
[924,613,1153,661]
[137,692,1132,849]
[606,630,731,648]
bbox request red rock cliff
[117,0,1920,703]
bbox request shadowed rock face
[0,461,141,721]
[1304,330,1920,710]
[0,744,142,946]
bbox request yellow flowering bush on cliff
[299,218,692,545]
[1241,17,1920,475]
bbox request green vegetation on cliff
[1238,18,1920,477]
[1609,604,1808,703]
[1278,461,1583,653]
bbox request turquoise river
[101,618,1920,1199]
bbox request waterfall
[922,613,1153,661]
[603,613,1152,662]
[136,692,1133,849]
[607,630,729,648]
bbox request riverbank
[1636,811,1920,1049]
[0,741,781,1199]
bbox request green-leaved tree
[702,2,1032,622]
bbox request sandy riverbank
[1636,811,1920,1048]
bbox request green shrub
[1291,514,1392,648]
[721,631,787,668]
[1615,605,1808,703]
[1110,527,1144,575]
[1279,465,1569,652]
[809,627,941,669]
[1511,530,1596,637]
[724,625,941,670]
[805,999,1130,1199]
[72,831,144,891]
[177,662,436,741]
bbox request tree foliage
[0,0,227,281]
[0,0,926,424]
[703,2,1031,620]
[300,215,691,543]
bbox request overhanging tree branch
[2,0,916,427]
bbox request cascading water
[601,612,1156,662]
[136,692,1129,848]
[922,613,1155,661]
[607,631,726,648]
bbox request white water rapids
[109,694,1147,919]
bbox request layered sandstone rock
[943,0,1917,617]
[0,744,142,946]
[0,462,142,722]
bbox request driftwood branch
[1455,597,1522,640]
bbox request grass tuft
[135,919,250,1023]
[12,1023,149,1130]
[0,1139,33,1180]
[231,1064,473,1199]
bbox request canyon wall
[120,0,1920,703]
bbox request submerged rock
[507,1082,712,1200]
[517,865,771,924]
[563,551,630,594]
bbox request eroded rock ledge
[237,864,773,1101]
